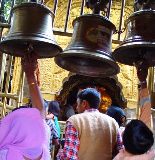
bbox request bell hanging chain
[85,0,109,14]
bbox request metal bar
[0,102,14,110]
[0,54,4,86]
[80,0,85,16]
[53,0,58,15]
[53,30,72,37]
[64,0,72,32]
[1,55,13,117]
[148,67,154,94]
[0,0,5,22]
[107,0,112,19]
[17,70,25,107]
[1,97,6,117]
[8,0,15,24]
[0,92,18,99]
[112,39,122,44]
[52,0,58,25]
[118,0,126,40]
[0,26,2,39]
[3,56,13,93]
[0,23,10,28]
[0,54,7,92]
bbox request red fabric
[57,121,80,160]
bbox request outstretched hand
[21,53,43,114]
[21,53,38,76]
[135,60,149,82]
[21,53,40,86]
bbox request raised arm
[21,54,45,117]
[135,61,151,128]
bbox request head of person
[48,100,60,117]
[123,119,154,155]
[76,88,101,113]
[0,108,50,160]
[106,105,126,126]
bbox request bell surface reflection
[55,14,120,77]
[0,2,62,58]
[113,10,155,66]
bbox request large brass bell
[55,14,120,77]
[0,2,62,58]
[113,10,155,66]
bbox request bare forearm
[139,84,151,128]
[25,72,45,117]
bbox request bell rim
[116,41,155,47]
[0,39,62,58]
[113,42,155,66]
[0,37,62,49]
[125,9,155,25]
[11,2,54,16]
[114,41,155,49]
[72,14,116,31]
[1,33,59,44]
[54,49,120,77]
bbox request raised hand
[21,53,38,75]
[135,60,149,82]
[21,53,44,116]
[21,53,40,86]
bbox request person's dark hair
[66,89,78,106]
[123,119,154,155]
[106,105,126,126]
[77,88,101,109]
[48,100,60,117]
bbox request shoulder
[113,149,128,160]
[95,112,119,130]
[67,113,88,126]
[68,113,82,121]
[98,112,118,121]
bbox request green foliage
[3,0,12,21]
[15,0,28,5]
[3,0,28,22]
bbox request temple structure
[0,0,154,120]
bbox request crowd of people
[0,54,155,160]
